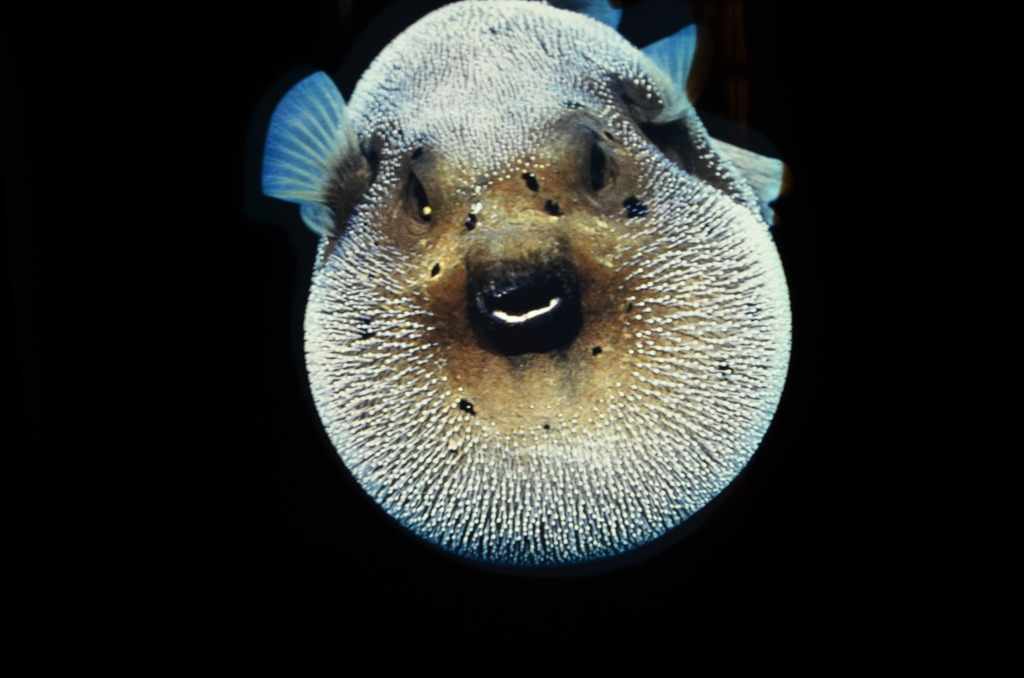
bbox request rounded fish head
[299,1,790,567]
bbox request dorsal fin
[262,72,355,235]
[548,0,622,29]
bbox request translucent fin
[300,203,337,236]
[548,0,622,29]
[713,139,787,225]
[642,23,697,121]
[262,72,352,235]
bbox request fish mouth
[468,260,582,356]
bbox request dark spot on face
[623,196,648,218]
[543,200,562,216]
[563,100,582,109]
[592,346,602,356]
[458,399,475,415]
[523,172,539,191]
[626,303,633,312]
[465,213,477,230]
[542,424,550,430]
[431,263,441,277]
[411,147,423,159]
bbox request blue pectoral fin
[642,23,698,120]
[549,0,622,29]
[299,203,337,236]
[262,71,351,235]
[713,139,788,226]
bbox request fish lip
[467,261,582,357]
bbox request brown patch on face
[364,120,663,450]
[416,183,643,444]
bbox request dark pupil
[590,143,607,191]
[410,172,430,221]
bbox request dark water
[5,1,862,673]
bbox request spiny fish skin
[262,1,790,568]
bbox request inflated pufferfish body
[262,0,790,567]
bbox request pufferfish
[261,0,790,567]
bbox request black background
[5,1,859,674]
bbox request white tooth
[492,297,561,324]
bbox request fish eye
[408,170,432,223]
[589,139,615,192]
